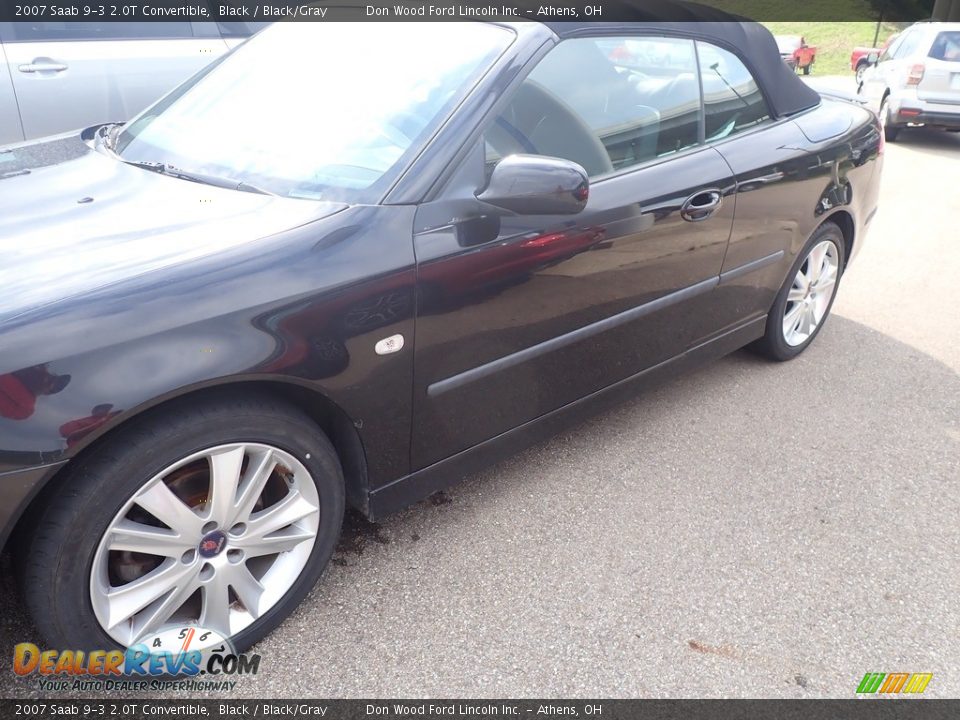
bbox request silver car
[858,21,960,141]
[0,21,267,146]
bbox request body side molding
[427,248,785,400]
[373,314,767,518]
[426,275,720,398]
[719,250,785,284]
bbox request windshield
[116,22,513,202]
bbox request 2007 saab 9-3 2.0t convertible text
[0,19,882,654]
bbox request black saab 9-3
[0,19,882,653]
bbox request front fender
[0,204,418,494]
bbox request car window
[929,31,960,62]
[485,36,702,178]
[7,22,194,42]
[893,30,923,59]
[116,23,514,202]
[879,34,904,62]
[697,42,771,141]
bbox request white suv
[858,22,960,141]
[0,21,267,146]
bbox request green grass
[762,21,905,75]
[707,0,907,76]
[711,0,883,22]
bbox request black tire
[751,222,845,362]
[855,62,867,85]
[17,393,345,653]
[880,96,900,142]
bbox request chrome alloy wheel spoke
[96,559,202,643]
[782,240,839,347]
[91,443,320,647]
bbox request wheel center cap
[198,530,227,558]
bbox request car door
[0,21,229,140]
[861,33,904,103]
[864,29,928,108]
[410,34,737,469]
[700,39,866,334]
[0,38,23,145]
[689,40,817,334]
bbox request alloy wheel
[782,240,839,347]
[90,443,320,647]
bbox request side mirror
[867,52,880,65]
[477,154,589,216]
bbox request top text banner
[0,0,937,23]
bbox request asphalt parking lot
[1,80,958,699]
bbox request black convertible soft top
[543,2,822,119]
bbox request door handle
[680,189,723,223]
[18,60,68,74]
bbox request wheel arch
[822,209,855,269]
[7,377,370,552]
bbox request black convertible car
[0,19,882,653]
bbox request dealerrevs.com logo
[13,626,260,692]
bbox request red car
[851,33,899,84]
[775,35,817,74]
